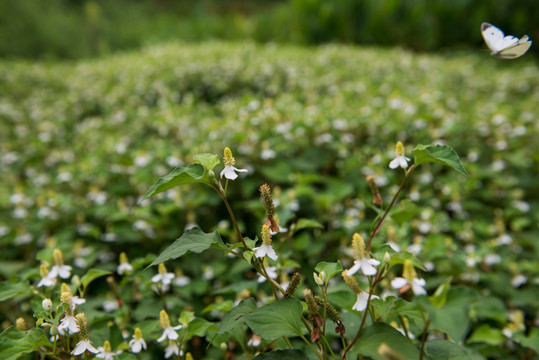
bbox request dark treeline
[1,0,537,59]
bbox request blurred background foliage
[1,0,538,60]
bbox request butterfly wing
[481,22,507,53]
[497,38,532,59]
[481,22,531,58]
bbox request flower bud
[42,298,53,311]
[16,317,27,331]
[366,176,382,206]
[313,271,326,286]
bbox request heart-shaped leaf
[244,298,305,339]
[412,144,469,176]
[149,228,228,266]
[193,153,220,171]
[139,164,210,203]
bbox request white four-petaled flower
[58,315,79,335]
[253,244,278,261]
[72,339,98,355]
[220,165,248,180]
[157,325,183,343]
[96,347,122,360]
[391,277,427,295]
[347,258,380,276]
[352,292,379,312]
[49,264,72,279]
[129,337,147,353]
[389,155,411,169]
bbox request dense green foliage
[1,0,538,59]
[0,42,538,358]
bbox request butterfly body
[481,22,532,59]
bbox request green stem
[419,320,430,360]
[366,165,415,252]
[213,184,250,250]
[342,277,378,359]
[257,258,279,299]
[298,333,324,360]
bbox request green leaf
[187,318,216,338]
[412,144,469,176]
[517,327,539,354]
[0,281,31,302]
[467,324,504,346]
[139,164,210,203]
[149,228,228,266]
[389,251,425,271]
[193,153,220,170]
[294,218,324,232]
[429,278,451,308]
[352,322,419,359]
[391,199,419,226]
[80,269,112,289]
[426,340,484,360]
[253,349,309,360]
[314,261,343,281]
[217,298,258,334]
[244,298,305,339]
[0,327,52,360]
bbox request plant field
[0,42,538,359]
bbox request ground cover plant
[0,42,538,359]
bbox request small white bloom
[152,272,175,286]
[129,337,147,353]
[117,262,133,275]
[37,275,56,288]
[58,315,79,335]
[71,296,86,311]
[253,244,278,261]
[72,339,99,355]
[257,266,277,283]
[49,264,72,279]
[247,334,262,347]
[157,325,182,343]
[352,292,379,312]
[389,155,411,169]
[96,347,122,360]
[347,258,380,276]
[511,275,527,288]
[164,343,182,358]
[220,165,248,180]
[391,277,427,295]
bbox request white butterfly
[481,22,532,59]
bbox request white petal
[412,278,427,295]
[391,277,408,290]
[220,166,238,180]
[253,246,267,258]
[398,156,409,169]
[360,260,378,276]
[265,246,278,260]
[352,292,369,311]
[389,157,400,169]
[233,166,248,173]
[347,261,361,276]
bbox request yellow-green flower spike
[395,141,405,157]
[261,224,272,246]
[119,252,129,264]
[134,327,143,340]
[342,270,362,294]
[76,313,90,339]
[39,264,49,278]
[53,248,64,266]
[352,233,366,260]
[223,147,235,167]
[158,263,168,275]
[103,340,112,352]
[402,260,417,282]
[159,310,171,329]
